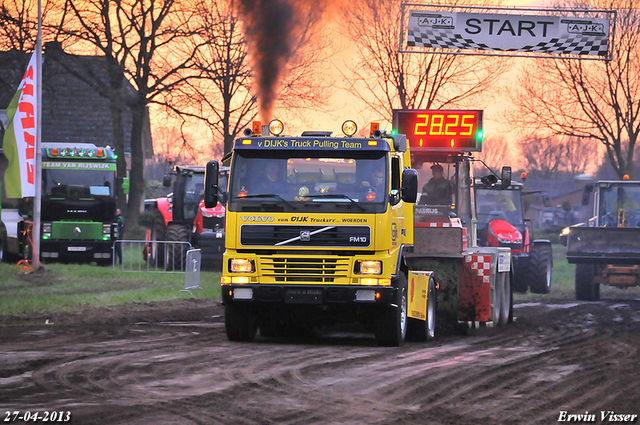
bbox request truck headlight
[356,260,382,275]
[230,258,255,273]
[42,223,52,240]
[103,223,112,241]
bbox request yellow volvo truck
[204,113,512,346]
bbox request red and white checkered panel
[426,218,464,228]
[466,254,492,283]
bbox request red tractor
[147,165,228,270]
[475,172,553,294]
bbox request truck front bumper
[40,240,113,262]
[222,284,397,307]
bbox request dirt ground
[1,290,640,425]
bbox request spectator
[115,208,125,265]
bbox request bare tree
[56,0,210,227]
[0,0,38,52]
[519,136,565,178]
[509,0,640,179]
[340,0,509,121]
[475,135,512,172]
[176,0,256,159]
[563,136,600,174]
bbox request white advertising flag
[3,51,38,198]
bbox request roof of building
[0,43,152,157]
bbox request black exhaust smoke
[238,0,296,122]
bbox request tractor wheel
[375,272,408,347]
[165,223,190,271]
[407,276,437,342]
[529,243,553,294]
[149,211,166,267]
[575,263,599,301]
[512,267,529,293]
[225,303,257,342]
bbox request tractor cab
[476,182,526,252]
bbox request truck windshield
[43,168,116,200]
[228,151,388,213]
[599,183,640,227]
[476,188,524,226]
[41,166,117,222]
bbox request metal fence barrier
[181,249,202,295]
[113,240,193,273]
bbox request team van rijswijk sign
[406,11,610,57]
[3,52,38,198]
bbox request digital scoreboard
[392,110,483,152]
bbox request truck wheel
[529,243,552,294]
[0,233,5,263]
[225,303,257,342]
[149,211,166,267]
[375,272,408,347]
[165,224,190,271]
[407,276,437,342]
[575,263,600,301]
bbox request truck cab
[205,120,421,345]
[567,179,640,300]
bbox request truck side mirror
[501,166,512,188]
[582,183,594,206]
[204,160,219,208]
[162,175,172,187]
[401,169,418,204]
[121,177,130,195]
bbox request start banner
[405,10,611,58]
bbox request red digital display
[392,109,483,152]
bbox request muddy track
[1,297,639,425]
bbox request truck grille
[260,257,351,283]
[240,225,370,248]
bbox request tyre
[575,263,599,301]
[512,272,528,293]
[498,272,512,326]
[407,276,437,342]
[149,211,166,267]
[225,303,257,342]
[491,268,502,324]
[529,243,553,294]
[375,272,408,347]
[164,224,190,271]
[0,233,5,263]
[97,258,113,267]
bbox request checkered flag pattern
[466,254,492,283]
[407,27,609,57]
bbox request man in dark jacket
[115,209,125,265]
[421,164,452,205]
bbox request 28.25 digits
[4,411,71,422]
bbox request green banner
[42,161,117,171]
